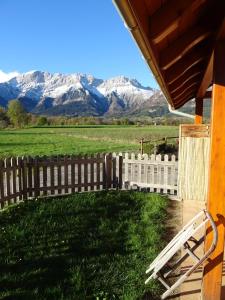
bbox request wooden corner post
[195,97,203,124]
[202,42,225,300]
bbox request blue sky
[0,0,157,88]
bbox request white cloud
[0,70,20,83]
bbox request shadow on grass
[0,191,166,300]
[0,131,56,136]
[0,142,51,147]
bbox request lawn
[0,125,178,158]
[0,191,168,300]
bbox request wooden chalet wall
[178,124,210,202]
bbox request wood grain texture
[203,42,225,300]
[178,124,210,202]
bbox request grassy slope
[0,125,178,157]
[0,191,168,300]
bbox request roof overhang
[113,0,225,109]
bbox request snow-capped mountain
[0,71,167,116]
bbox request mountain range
[0,71,194,117]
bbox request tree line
[0,99,188,129]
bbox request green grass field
[0,191,168,300]
[0,125,178,158]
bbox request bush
[7,99,28,128]
[0,106,10,128]
[36,116,48,126]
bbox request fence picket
[50,157,55,195]
[33,157,38,197]
[0,160,4,207]
[42,156,48,196]
[27,156,33,197]
[105,153,112,189]
[17,157,23,200]
[0,152,177,208]
[5,158,11,203]
[64,156,68,194]
[57,156,62,194]
[84,155,88,191]
[123,152,178,195]
[112,156,117,188]
[77,155,81,192]
[11,157,17,203]
[96,153,100,190]
[90,155,94,191]
[71,155,75,193]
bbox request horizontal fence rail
[0,152,178,208]
[122,153,178,195]
[0,154,123,208]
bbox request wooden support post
[195,97,203,124]
[202,42,225,300]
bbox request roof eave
[113,0,175,108]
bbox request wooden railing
[123,153,178,195]
[0,153,123,208]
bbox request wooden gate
[123,153,178,195]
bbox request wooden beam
[197,16,225,98]
[202,42,225,300]
[195,98,203,124]
[171,75,202,97]
[197,54,213,98]
[165,42,210,84]
[149,0,206,44]
[173,82,199,101]
[173,90,196,108]
[160,26,211,70]
[169,65,203,92]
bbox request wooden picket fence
[0,152,178,208]
[0,154,123,208]
[123,153,178,195]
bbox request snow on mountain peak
[0,70,20,83]
[0,70,160,115]
[97,75,153,100]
